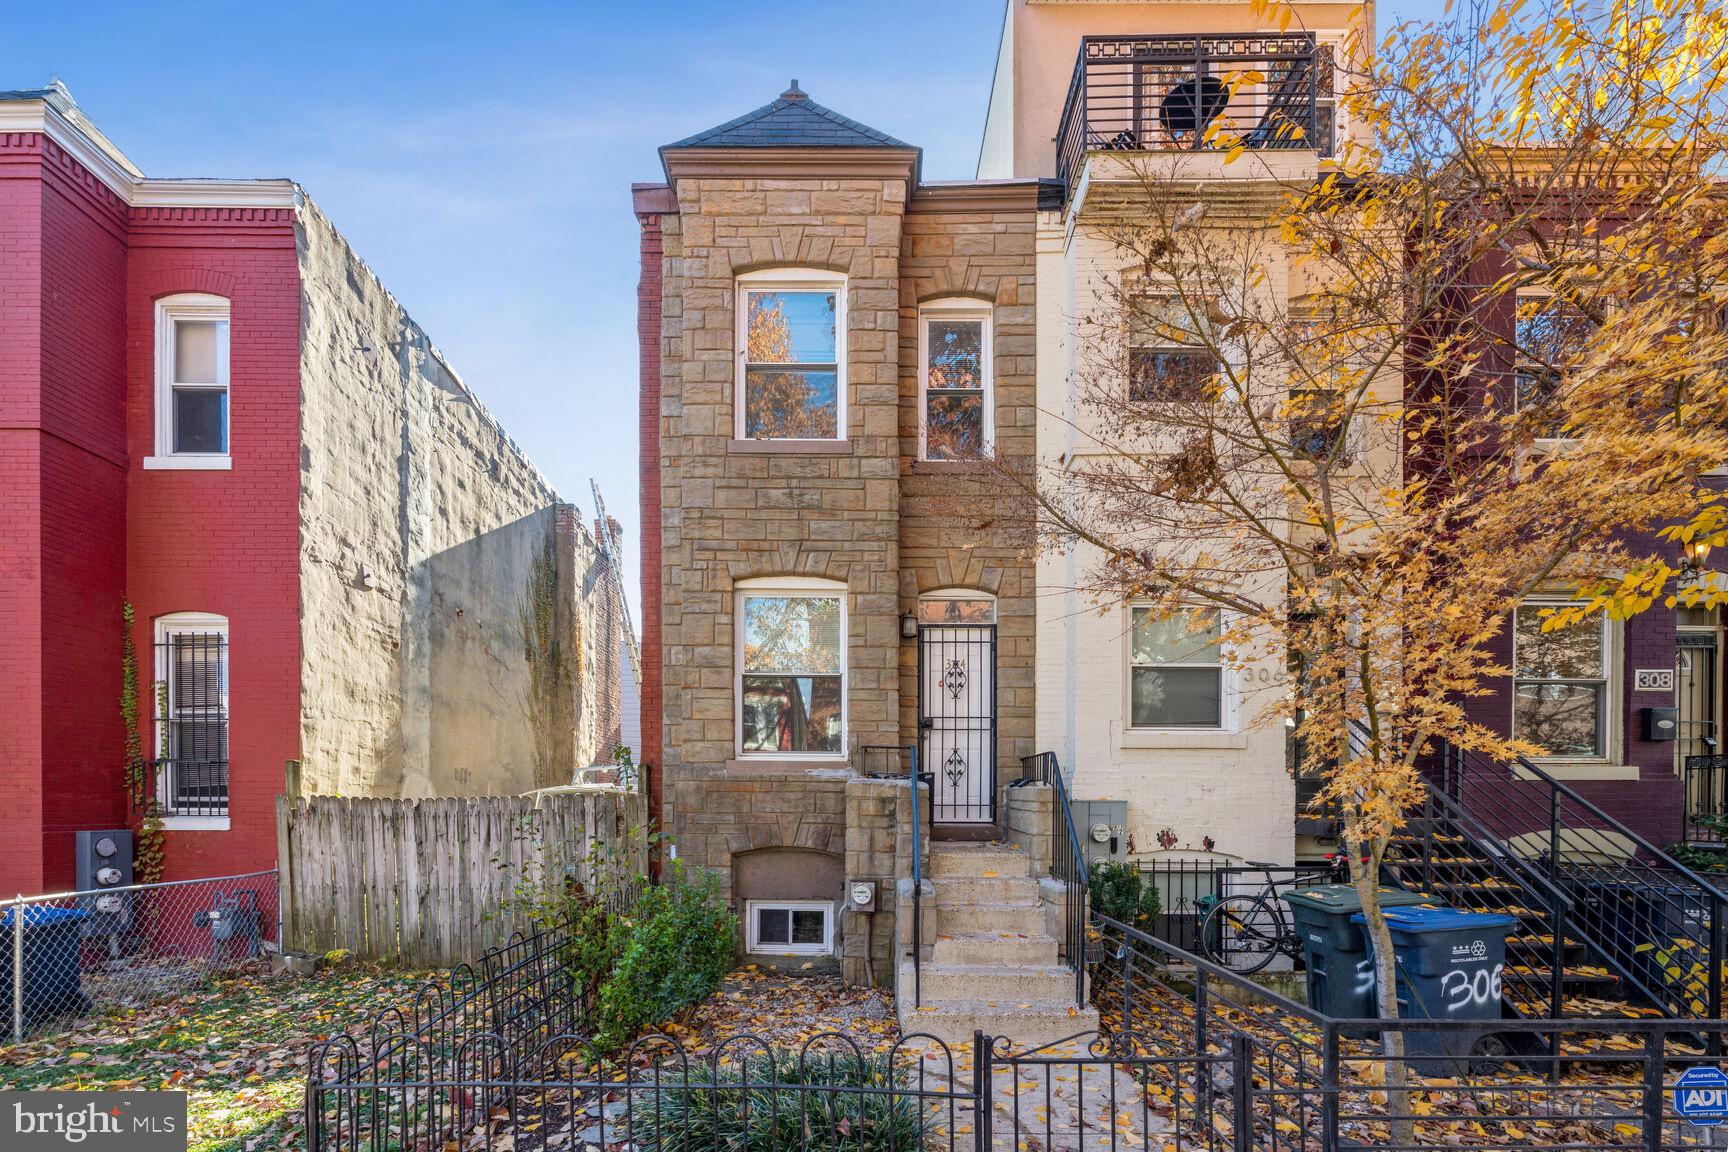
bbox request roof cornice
[909,179,1057,214]
[661,146,919,188]
[0,97,300,210]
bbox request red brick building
[1,82,612,895]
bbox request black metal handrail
[1022,752,1088,1007]
[1054,32,1333,202]
[1435,738,1728,1023]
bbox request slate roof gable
[663,81,912,150]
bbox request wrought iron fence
[1094,912,1728,1151]
[1684,754,1728,843]
[4,869,278,1041]
[1134,858,1332,954]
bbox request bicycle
[1198,855,1351,974]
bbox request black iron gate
[918,623,997,824]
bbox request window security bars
[155,630,229,816]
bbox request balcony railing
[1056,33,1334,201]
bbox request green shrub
[589,861,736,1056]
[1089,859,1162,929]
[635,1051,927,1152]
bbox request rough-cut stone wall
[296,199,614,797]
[657,173,908,786]
[897,196,1040,812]
[842,776,920,987]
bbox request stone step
[934,901,1048,935]
[931,874,1041,906]
[897,994,1100,1049]
[927,843,1033,879]
[903,962,1078,1005]
[932,931,1059,967]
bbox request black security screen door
[919,623,998,824]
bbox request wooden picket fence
[275,789,647,967]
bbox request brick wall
[634,186,671,833]
[126,204,304,882]
[0,133,131,893]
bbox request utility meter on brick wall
[848,880,876,911]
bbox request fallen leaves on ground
[0,960,432,1152]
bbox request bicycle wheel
[1201,895,1283,974]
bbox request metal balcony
[1055,33,1335,202]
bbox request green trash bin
[1284,884,1433,1017]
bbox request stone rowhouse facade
[635,86,1042,981]
[0,83,622,894]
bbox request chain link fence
[4,869,278,1041]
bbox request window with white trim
[153,294,231,464]
[1513,604,1610,758]
[919,301,992,460]
[153,613,230,819]
[737,578,846,756]
[736,271,845,440]
[1129,295,1219,402]
[745,900,834,955]
[1130,607,1224,728]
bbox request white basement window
[746,900,833,956]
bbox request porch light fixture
[1683,538,1713,574]
[900,612,919,640]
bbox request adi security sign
[1675,1066,1728,1126]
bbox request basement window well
[745,900,833,956]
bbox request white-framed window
[149,294,232,469]
[919,300,993,460]
[736,269,846,440]
[1129,295,1219,402]
[745,900,834,956]
[736,576,846,757]
[153,612,231,826]
[1513,603,1613,759]
[1129,606,1227,729]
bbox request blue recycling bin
[1283,885,1433,1017]
[1352,905,1516,1075]
[0,905,90,1028]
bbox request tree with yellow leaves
[994,0,1728,1116]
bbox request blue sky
[10,0,1447,590]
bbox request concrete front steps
[897,840,1099,1048]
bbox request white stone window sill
[143,455,232,471]
[158,815,231,831]
[1118,727,1249,751]
[1515,761,1641,782]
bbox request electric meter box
[1069,799,1128,866]
[74,830,134,938]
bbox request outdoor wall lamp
[1683,538,1713,574]
[899,612,919,640]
